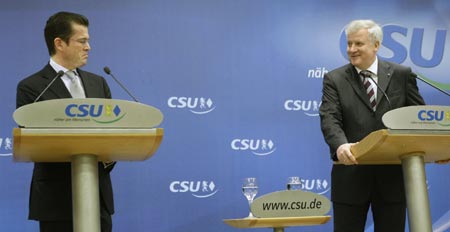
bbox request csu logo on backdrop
[284,99,321,116]
[300,178,330,195]
[417,109,450,126]
[169,181,218,198]
[0,136,13,157]
[65,104,125,123]
[340,25,447,68]
[231,139,276,156]
[168,96,216,114]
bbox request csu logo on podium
[169,180,218,198]
[65,104,125,123]
[417,109,450,126]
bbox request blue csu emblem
[417,109,450,126]
[65,104,125,123]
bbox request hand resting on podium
[336,143,358,165]
[435,159,450,164]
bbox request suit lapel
[77,69,94,98]
[344,65,373,110]
[376,60,392,105]
[41,64,72,99]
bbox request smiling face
[347,28,379,70]
[53,23,90,70]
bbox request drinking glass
[242,177,258,218]
[287,176,302,190]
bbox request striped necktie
[360,70,376,111]
[66,71,85,98]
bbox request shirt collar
[49,58,78,75]
[355,56,378,76]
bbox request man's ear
[54,37,64,52]
[374,41,380,49]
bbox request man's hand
[435,159,450,164]
[336,143,358,165]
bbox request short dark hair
[44,11,89,56]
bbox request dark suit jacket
[16,64,115,221]
[319,59,425,204]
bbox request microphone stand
[415,73,450,97]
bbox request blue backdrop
[2,0,450,231]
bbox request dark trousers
[39,206,112,232]
[333,200,406,232]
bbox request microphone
[413,73,450,97]
[34,70,65,103]
[367,76,392,111]
[103,66,139,102]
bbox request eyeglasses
[70,38,90,46]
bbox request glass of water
[287,176,302,190]
[242,177,258,218]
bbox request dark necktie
[360,70,376,111]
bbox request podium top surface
[223,216,331,229]
[13,127,163,162]
[351,129,450,164]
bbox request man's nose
[347,44,356,52]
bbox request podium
[223,216,331,232]
[12,99,164,232]
[350,106,450,232]
[224,190,332,231]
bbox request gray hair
[345,20,383,44]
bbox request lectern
[13,98,164,232]
[223,216,331,232]
[350,105,450,232]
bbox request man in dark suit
[319,20,425,232]
[16,12,114,232]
